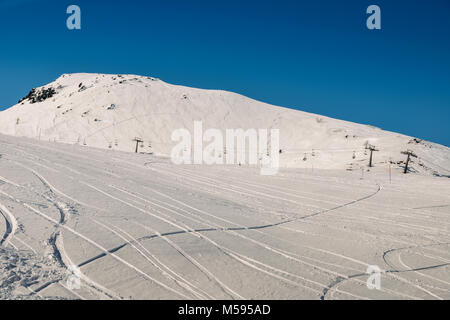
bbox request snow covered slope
[1,73,449,175]
[0,134,449,299]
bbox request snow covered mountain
[1,73,449,175]
[1,74,450,300]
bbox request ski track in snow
[0,135,449,300]
[0,165,443,301]
[0,201,18,247]
[0,144,434,298]
[136,164,448,300]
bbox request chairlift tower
[366,144,379,167]
[401,150,417,174]
[133,137,144,153]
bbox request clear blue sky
[0,0,449,146]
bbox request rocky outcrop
[18,87,57,104]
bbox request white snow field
[0,134,449,300]
[0,73,449,300]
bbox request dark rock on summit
[18,87,57,104]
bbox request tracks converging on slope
[1,137,449,300]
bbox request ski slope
[1,73,449,174]
[0,134,449,300]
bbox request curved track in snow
[1,135,449,300]
[0,201,18,248]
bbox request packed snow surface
[0,73,449,299]
[0,134,449,300]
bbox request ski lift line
[49,111,174,146]
[42,138,373,156]
[84,112,178,139]
[48,138,81,144]
[286,147,367,151]
[48,134,450,169]
[39,136,379,157]
[283,149,365,154]
[51,110,111,144]
[417,157,450,173]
